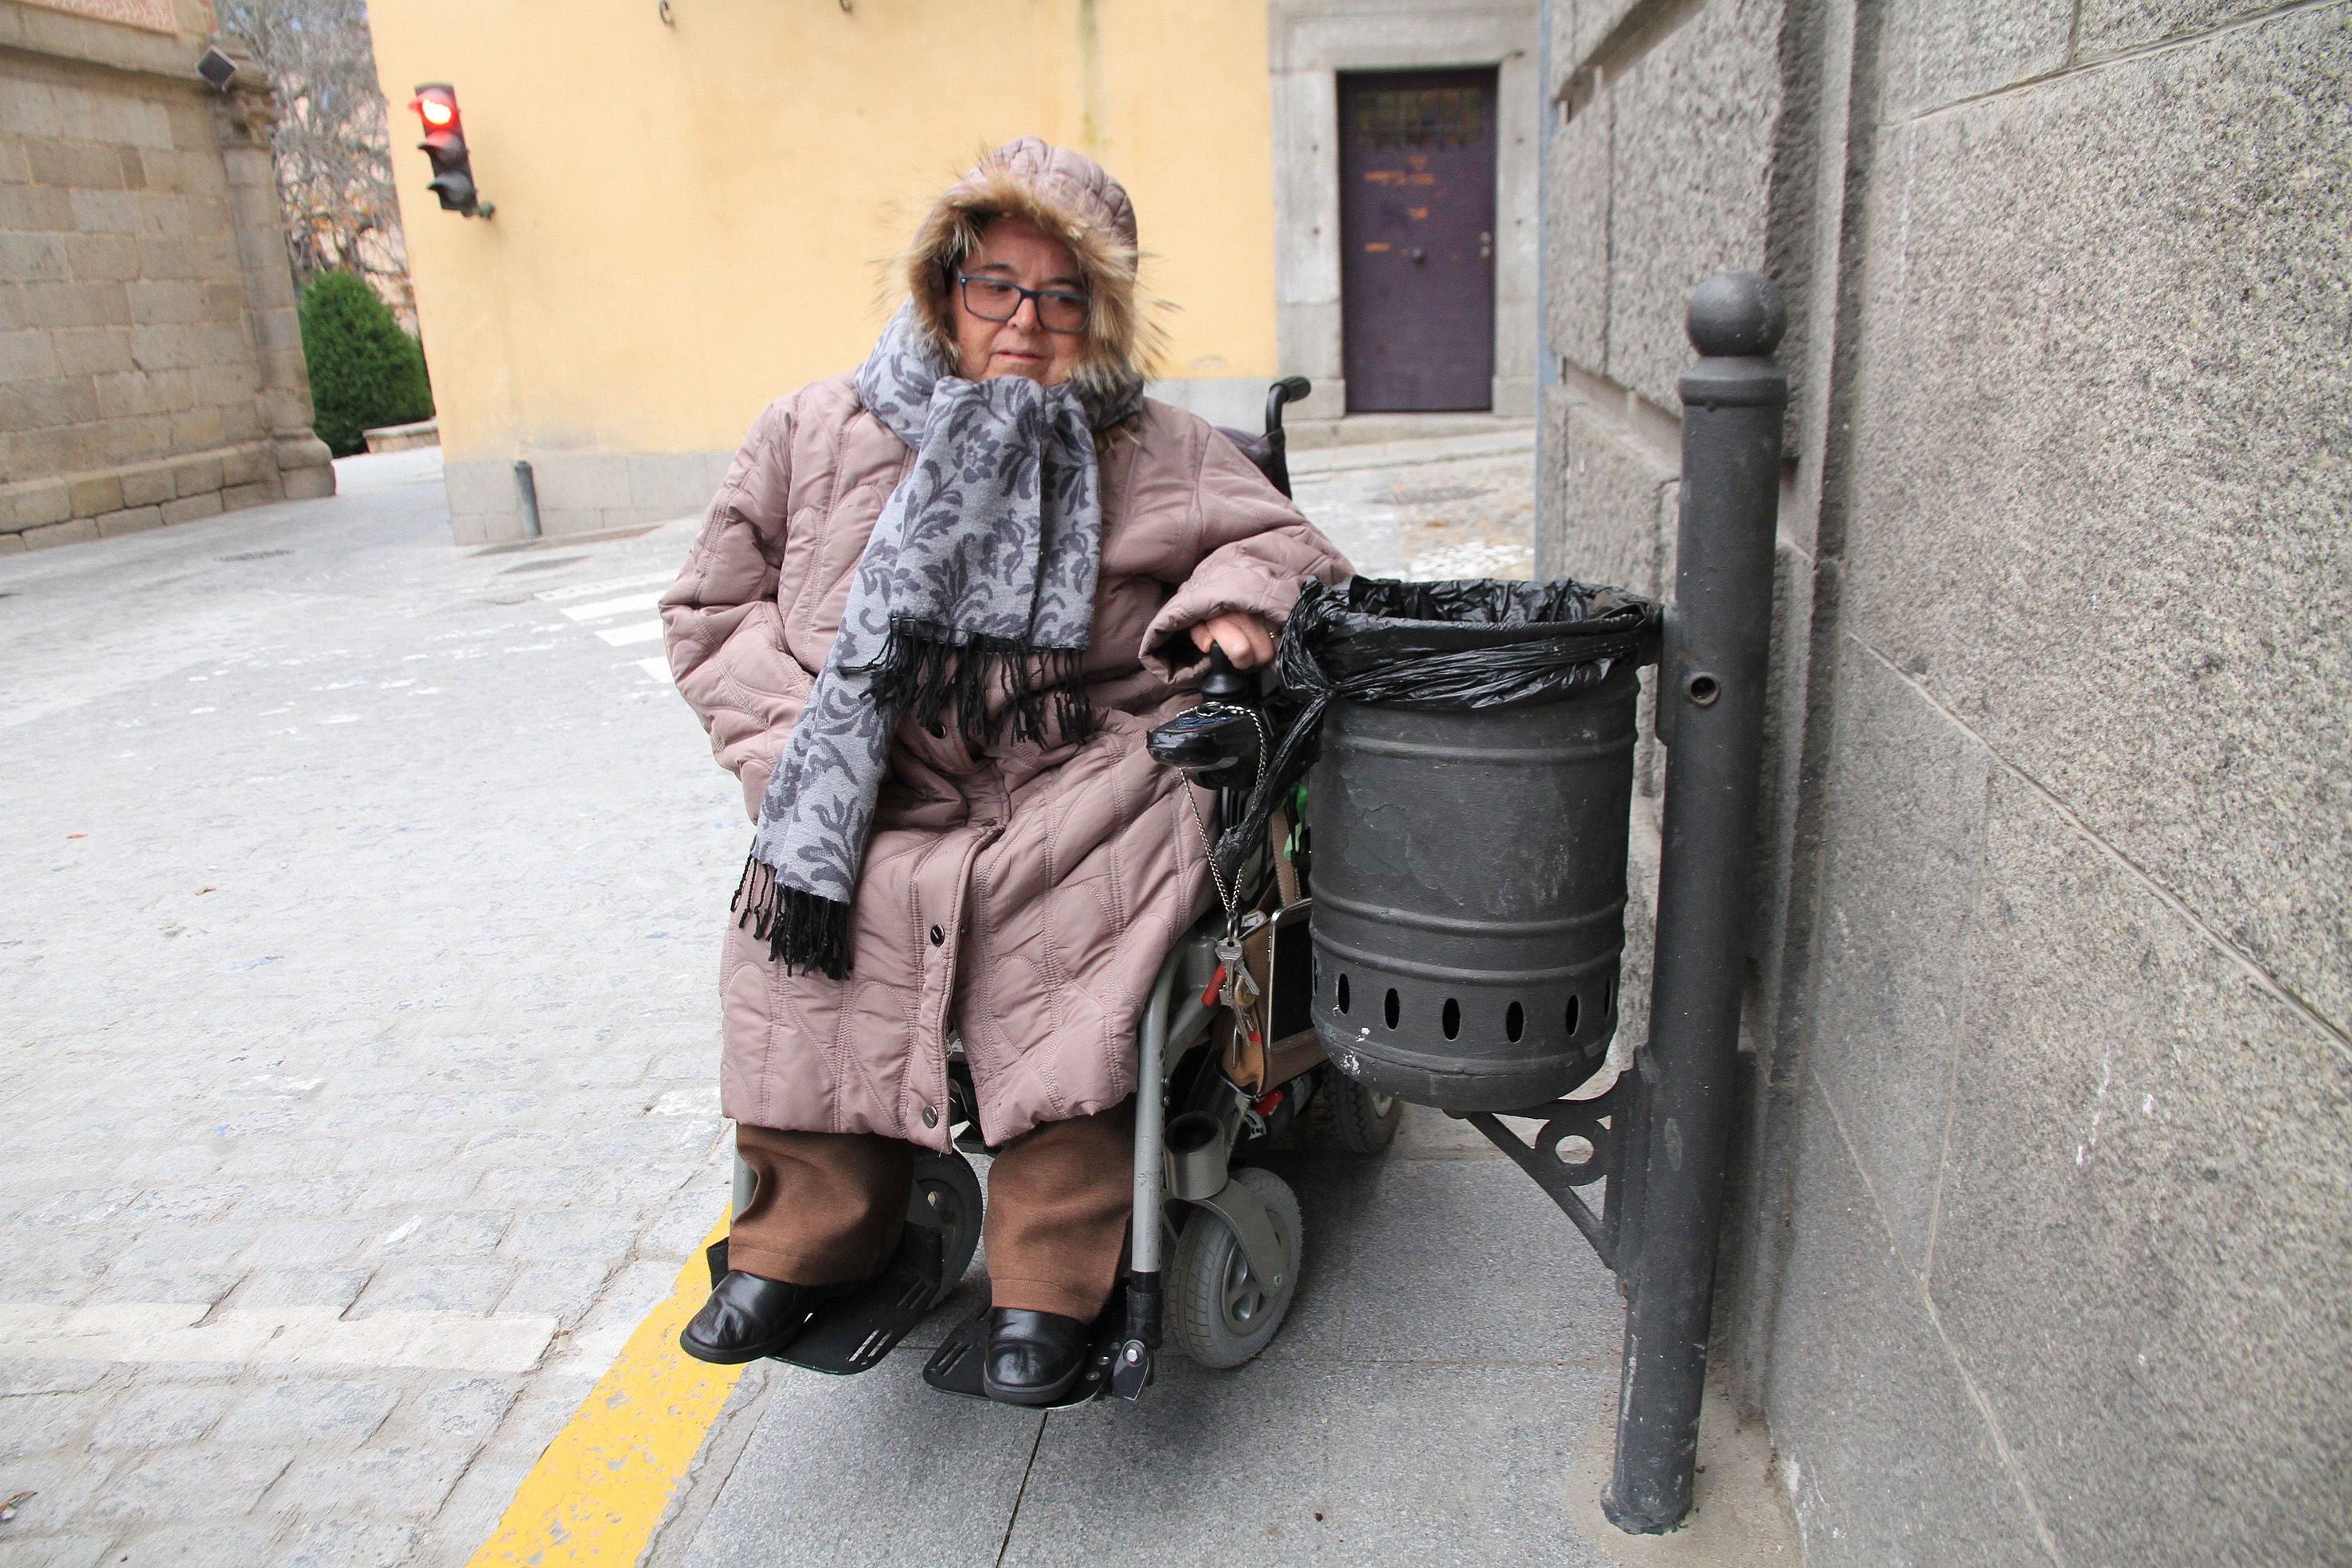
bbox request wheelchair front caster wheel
[1168,1166,1302,1369]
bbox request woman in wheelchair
[659,138,1349,1405]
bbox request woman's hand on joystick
[1189,612,1275,670]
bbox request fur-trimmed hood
[904,137,1160,394]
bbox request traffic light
[407,84,492,218]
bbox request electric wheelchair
[702,377,1400,1405]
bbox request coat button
[921,1105,938,1128]
[929,925,944,946]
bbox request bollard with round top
[1603,268,1788,1535]
[1685,268,1787,359]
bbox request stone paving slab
[675,1365,1046,1568]
[1000,1359,1619,1568]
[663,1119,1630,1566]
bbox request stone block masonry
[0,2,335,556]
[1537,0,2351,1561]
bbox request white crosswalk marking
[561,592,663,623]
[594,621,663,647]
[466,569,680,694]
[533,570,677,604]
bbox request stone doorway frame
[1270,0,1539,421]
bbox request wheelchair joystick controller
[1147,643,1265,856]
[1147,645,1262,789]
[1199,641,1254,704]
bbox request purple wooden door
[1339,68,1499,413]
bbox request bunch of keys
[1204,915,1267,1045]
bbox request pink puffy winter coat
[659,371,1349,1151]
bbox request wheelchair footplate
[920,1300,1125,1409]
[705,1150,982,1377]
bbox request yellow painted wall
[366,0,1279,467]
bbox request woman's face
[949,217,1087,386]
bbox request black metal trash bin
[1266,577,1658,1112]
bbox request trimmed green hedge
[298,272,434,457]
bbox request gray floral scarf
[734,306,1144,978]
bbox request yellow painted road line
[467,1220,741,1568]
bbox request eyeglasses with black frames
[956,273,1090,334]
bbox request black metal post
[513,459,542,541]
[1603,271,1787,1534]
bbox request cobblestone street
[1,448,746,1568]
[1289,428,1536,583]
[0,430,1564,1568]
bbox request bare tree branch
[217,0,416,328]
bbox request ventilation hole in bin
[1565,993,1582,1036]
[1505,1000,1524,1042]
[1383,988,1400,1030]
[1441,998,1461,1040]
[1604,977,1615,1016]
[1336,973,1350,1015]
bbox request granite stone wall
[1537,1,2350,1561]
[0,1,334,555]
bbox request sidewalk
[651,1110,1631,1567]
[0,435,1799,1567]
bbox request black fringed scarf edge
[866,618,1094,748]
[740,623,1093,983]
[733,857,853,980]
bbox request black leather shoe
[982,1308,1090,1406]
[679,1271,834,1364]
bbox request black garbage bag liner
[1293,576,1659,710]
[1215,576,1660,879]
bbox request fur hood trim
[903,137,1164,394]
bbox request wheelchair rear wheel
[1168,1167,1302,1369]
[1317,1069,1403,1155]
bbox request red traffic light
[408,84,461,135]
[407,83,490,218]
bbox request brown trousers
[728,1099,1133,1321]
